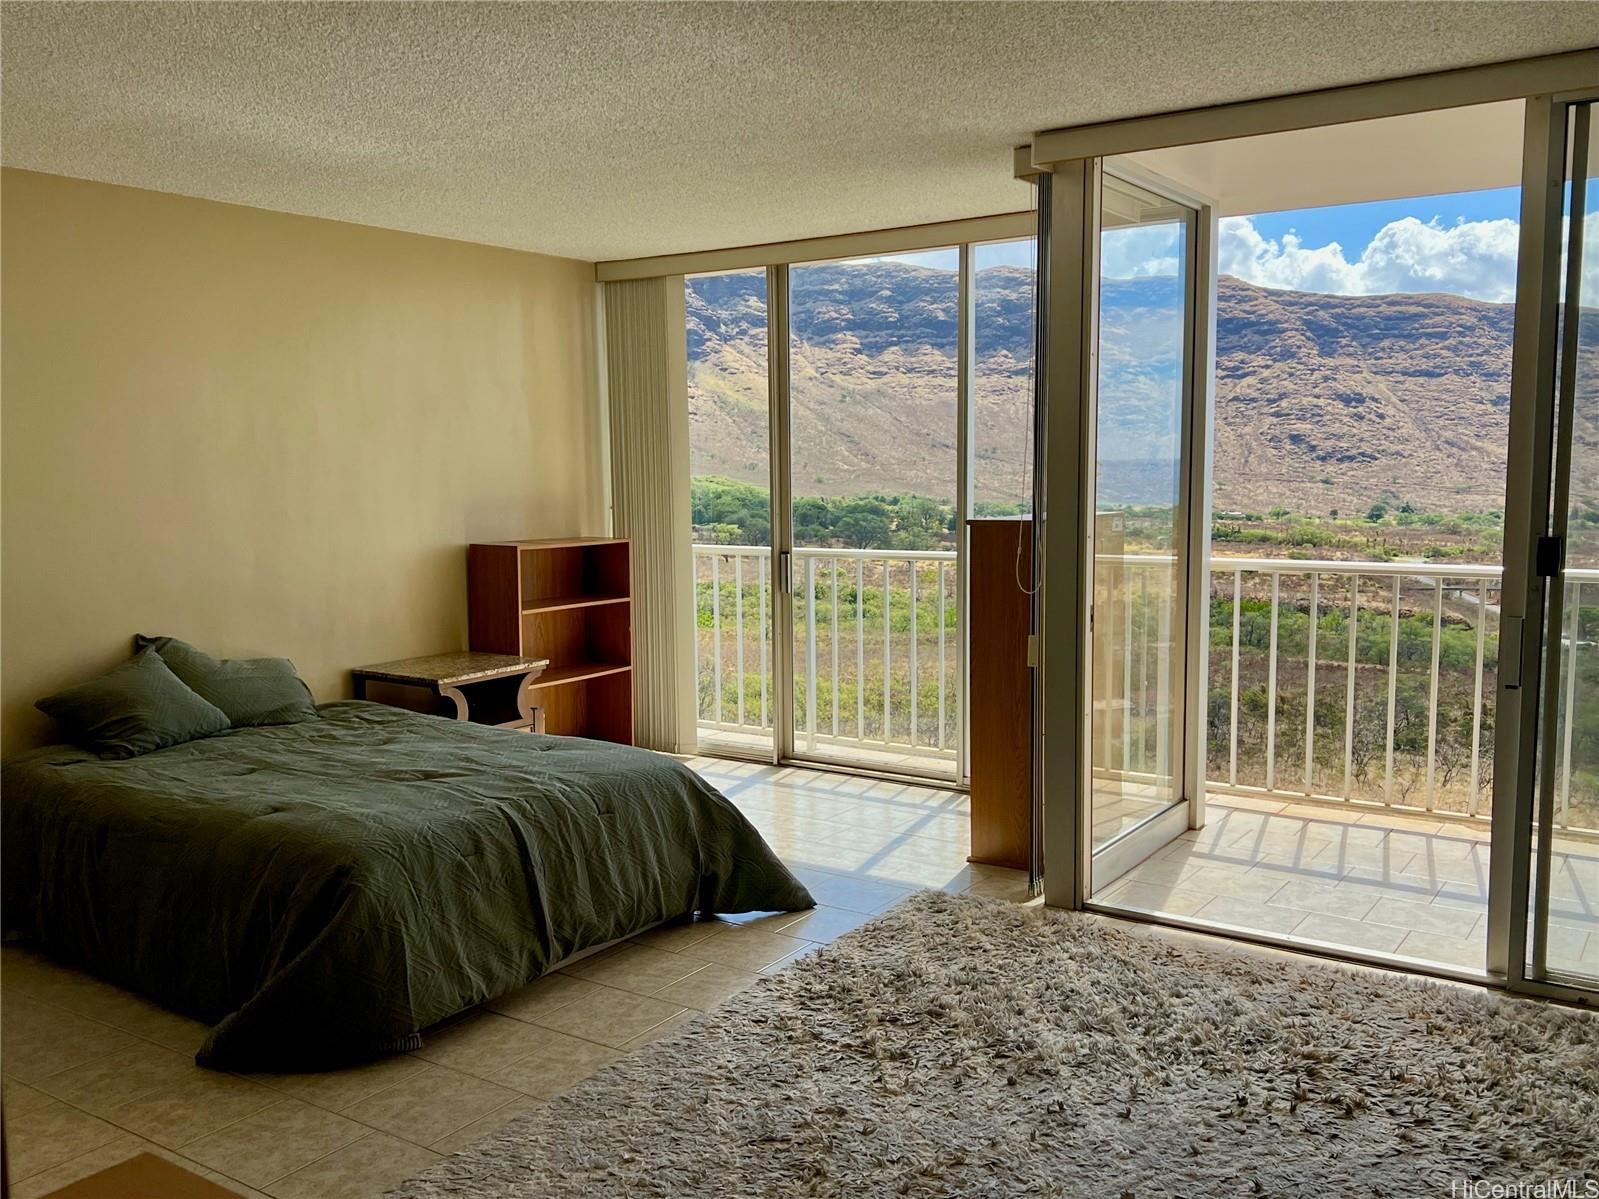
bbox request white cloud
[1217,214,1522,303]
[1101,224,1182,281]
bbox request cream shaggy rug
[389,891,1599,1197]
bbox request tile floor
[1102,792,1599,974]
[0,756,1026,1199]
[5,755,1591,1198]
[696,727,959,783]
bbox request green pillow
[37,648,231,759]
[134,635,318,727]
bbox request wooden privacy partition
[966,518,1033,869]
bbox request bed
[1,700,813,1070]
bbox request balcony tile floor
[4,756,1592,1198]
[696,727,960,782]
[1102,792,1599,976]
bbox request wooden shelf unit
[468,538,634,745]
[967,518,1032,870]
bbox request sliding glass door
[1032,67,1595,998]
[1088,172,1203,888]
[1503,97,1599,997]
[784,250,961,780]
[687,227,1038,784]
[687,268,776,761]
[1037,155,1213,909]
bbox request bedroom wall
[1,168,609,752]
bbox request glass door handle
[1501,615,1524,689]
[778,551,793,594]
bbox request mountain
[686,261,1587,519]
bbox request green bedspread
[1,701,812,1069]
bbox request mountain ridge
[686,261,1531,517]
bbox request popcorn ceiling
[2,2,1592,263]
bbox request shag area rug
[389,891,1599,1198]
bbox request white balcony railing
[692,544,958,771]
[693,543,1598,833]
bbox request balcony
[694,544,959,779]
[693,543,1599,972]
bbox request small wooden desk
[351,652,550,732]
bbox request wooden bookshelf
[967,518,1032,869]
[468,538,634,745]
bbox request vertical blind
[602,276,697,753]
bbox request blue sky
[879,186,1527,303]
[1247,187,1520,262]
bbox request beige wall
[1,169,607,752]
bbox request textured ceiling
[2,2,1595,263]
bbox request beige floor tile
[100,1068,282,1150]
[1312,843,1412,877]
[1,997,141,1084]
[5,1099,125,1181]
[33,1040,200,1117]
[1397,929,1487,970]
[1223,827,1341,859]
[251,1052,430,1112]
[1331,861,1441,897]
[3,1078,54,1114]
[1109,855,1202,887]
[652,962,762,1009]
[487,1031,622,1099]
[531,983,685,1048]
[1154,833,1226,858]
[759,945,821,975]
[679,925,814,972]
[1278,802,1366,825]
[1,954,128,1013]
[1182,865,1289,902]
[1548,855,1599,902]
[426,1098,537,1155]
[0,947,77,997]
[182,1097,368,1189]
[870,857,982,892]
[1366,896,1481,940]
[1096,880,1215,917]
[1430,884,1492,912]
[41,980,209,1054]
[568,944,708,993]
[1194,893,1310,935]
[1207,793,1288,814]
[711,908,814,933]
[267,1131,441,1199]
[623,918,723,953]
[1268,878,1377,920]
[1316,822,1400,850]
[619,1010,702,1051]
[759,904,871,944]
[1543,923,1597,974]
[1291,912,1408,954]
[1355,812,1447,834]
[787,868,912,915]
[1384,830,1482,862]
[412,1010,564,1076]
[962,868,1032,902]
[1402,848,1492,888]
[484,971,606,1023]
[339,1063,519,1147]
[790,838,885,874]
